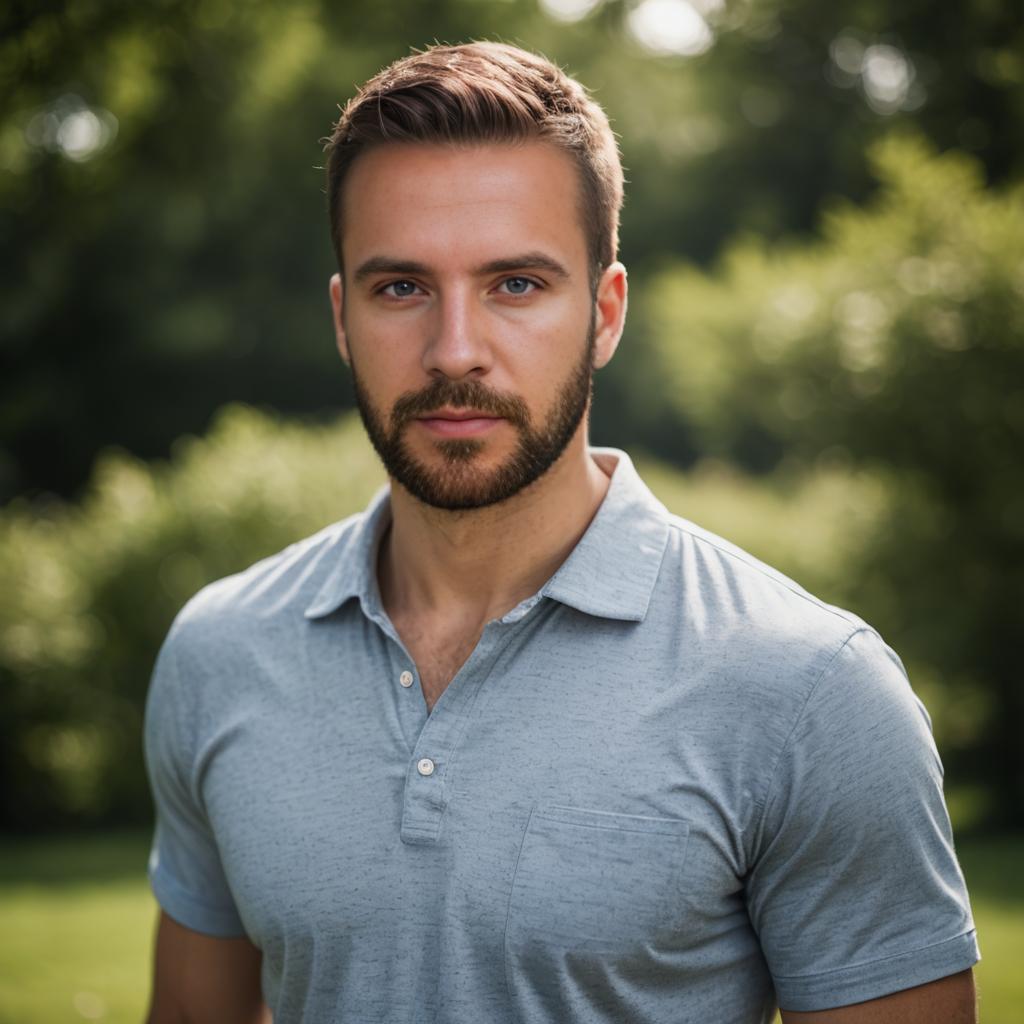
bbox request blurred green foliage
[0,408,383,829]
[644,136,1024,824]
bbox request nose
[422,286,493,380]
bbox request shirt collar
[303,485,392,621]
[539,448,670,622]
[304,448,670,623]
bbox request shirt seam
[772,926,978,982]
[162,631,201,811]
[535,811,688,838]
[503,803,539,1014]
[664,517,862,631]
[747,626,877,853]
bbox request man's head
[324,44,627,511]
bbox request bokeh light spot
[24,95,118,162]
[539,0,603,23]
[73,991,106,1019]
[627,0,714,57]
[861,43,914,113]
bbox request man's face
[330,141,622,511]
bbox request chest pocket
[505,804,690,966]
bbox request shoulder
[165,511,364,662]
[146,510,369,729]
[667,511,863,626]
[659,511,871,666]
[640,510,927,765]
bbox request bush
[644,135,1024,825]
[0,407,383,830]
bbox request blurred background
[1,0,1022,1020]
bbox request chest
[203,617,761,930]
[195,611,779,1021]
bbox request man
[144,42,979,1023]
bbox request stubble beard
[351,318,596,512]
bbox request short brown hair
[324,42,623,288]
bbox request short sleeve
[143,627,247,937]
[747,628,979,1012]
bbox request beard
[351,318,596,511]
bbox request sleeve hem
[150,863,247,939]
[774,929,980,1012]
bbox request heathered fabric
[144,449,978,1023]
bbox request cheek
[495,300,590,368]
[347,317,423,389]
[502,292,586,337]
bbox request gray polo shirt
[145,449,978,1023]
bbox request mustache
[390,378,531,430]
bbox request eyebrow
[352,251,572,284]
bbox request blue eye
[502,277,535,295]
[384,280,419,298]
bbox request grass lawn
[0,831,1020,1022]
[0,832,154,1024]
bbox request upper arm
[147,910,269,1024]
[145,629,248,939]
[747,630,978,1009]
[780,968,976,1023]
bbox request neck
[378,436,614,628]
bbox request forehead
[340,141,588,274]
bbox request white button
[416,758,435,777]
[399,670,414,688]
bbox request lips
[415,409,505,438]
[418,408,501,422]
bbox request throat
[392,613,484,712]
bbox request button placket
[399,624,522,845]
[385,633,426,751]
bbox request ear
[591,262,628,370]
[329,273,350,365]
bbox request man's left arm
[747,628,979,1015]
[780,968,976,1023]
